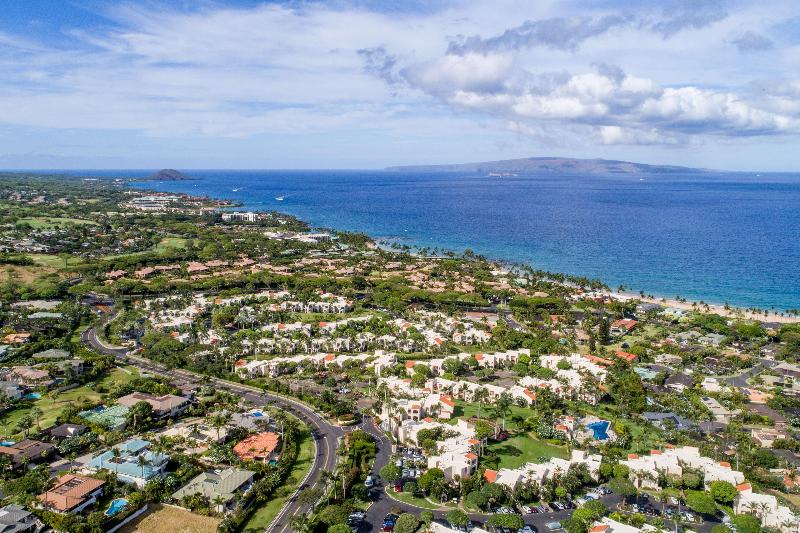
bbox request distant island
[386,156,713,176]
[145,168,195,181]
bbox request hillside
[146,168,195,180]
[385,157,712,176]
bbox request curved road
[81,323,342,533]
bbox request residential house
[37,474,105,514]
[699,396,736,424]
[86,438,168,488]
[116,392,190,418]
[610,319,638,336]
[642,412,694,431]
[233,432,280,463]
[0,504,42,532]
[48,423,88,439]
[664,373,694,392]
[0,381,23,401]
[172,467,255,513]
[0,439,56,468]
[6,366,53,389]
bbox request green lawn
[387,489,441,510]
[30,254,86,269]
[18,217,97,229]
[450,400,534,432]
[0,367,139,438]
[488,433,569,469]
[241,420,315,532]
[103,236,189,260]
[154,236,188,253]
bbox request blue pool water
[23,393,41,400]
[105,498,128,516]
[0,441,15,446]
[586,420,611,440]
[68,169,800,310]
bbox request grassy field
[30,254,85,269]
[18,217,96,229]
[241,420,315,532]
[154,236,188,253]
[103,236,189,260]
[0,367,139,438]
[451,400,535,432]
[488,433,569,469]
[118,504,220,533]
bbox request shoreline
[125,179,800,323]
[611,290,799,324]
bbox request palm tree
[136,454,150,481]
[290,515,312,532]
[111,447,122,476]
[211,494,226,514]
[474,387,488,419]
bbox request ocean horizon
[68,168,800,312]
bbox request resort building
[37,474,105,514]
[483,450,602,491]
[734,483,800,532]
[429,522,491,533]
[397,419,482,480]
[86,439,168,488]
[590,517,665,533]
[620,446,744,490]
[173,467,255,513]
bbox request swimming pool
[586,420,611,440]
[105,498,128,516]
[23,392,41,400]
[0,441,15,447]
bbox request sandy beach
[612,291,800,324]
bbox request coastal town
[1,174,800,533]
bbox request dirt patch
[0,264,58,284]
[118,504,220,533]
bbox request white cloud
[0,0,797,159]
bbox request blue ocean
[76,169,800,311]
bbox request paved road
[82,323,342,533]
[723,359,773,388]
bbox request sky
[1,0,800,170]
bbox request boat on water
[275,196,285,201]
[232,187,243,192]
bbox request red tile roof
[38,474,105,512]
[484,469,497,483]
[233,432,280,461]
